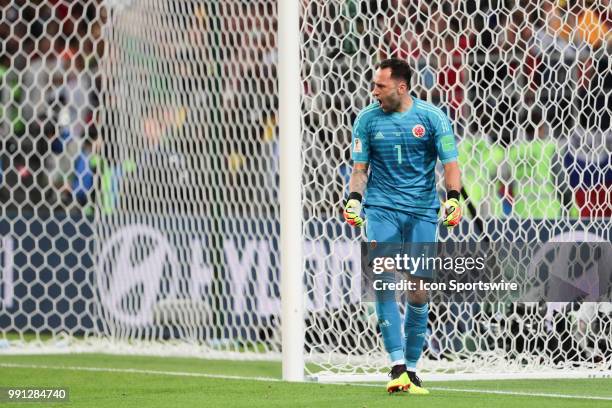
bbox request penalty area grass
[0,354,612,408]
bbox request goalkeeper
[343,59,462,394]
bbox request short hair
[376,58,412,85]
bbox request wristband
[347,192,362,203]
[447,190,460,201]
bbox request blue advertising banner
[0,213,609,334]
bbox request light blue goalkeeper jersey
[351,97,458,222]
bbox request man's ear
[397,81,408,95]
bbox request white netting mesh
[0,0,610,379]
[96,0,282,356]
[1,0,282,358]
[1,0,104,348]
[299,0,611,378]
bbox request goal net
[299,0,612,381]
[0,0,610,381]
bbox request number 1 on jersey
[394,144,402,164]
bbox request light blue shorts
[365,206,437,281]
[365,206,437,243]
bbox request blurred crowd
[0,0,104,214]
[0,0,610,220]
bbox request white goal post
[0,0,610,383]
[279,0,305,382]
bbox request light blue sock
[375,300,404,364]
[404,302,429,370]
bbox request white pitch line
[427,386,612,402]
[3,362,612,402]
[0,363,280,383]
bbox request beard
[379,96,401,112]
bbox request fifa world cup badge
[354,138,362,152]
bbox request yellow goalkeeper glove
[343,192,364,227]
[443,191,462,227]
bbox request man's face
[372,68,405,112]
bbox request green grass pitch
[1,354,612,407]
